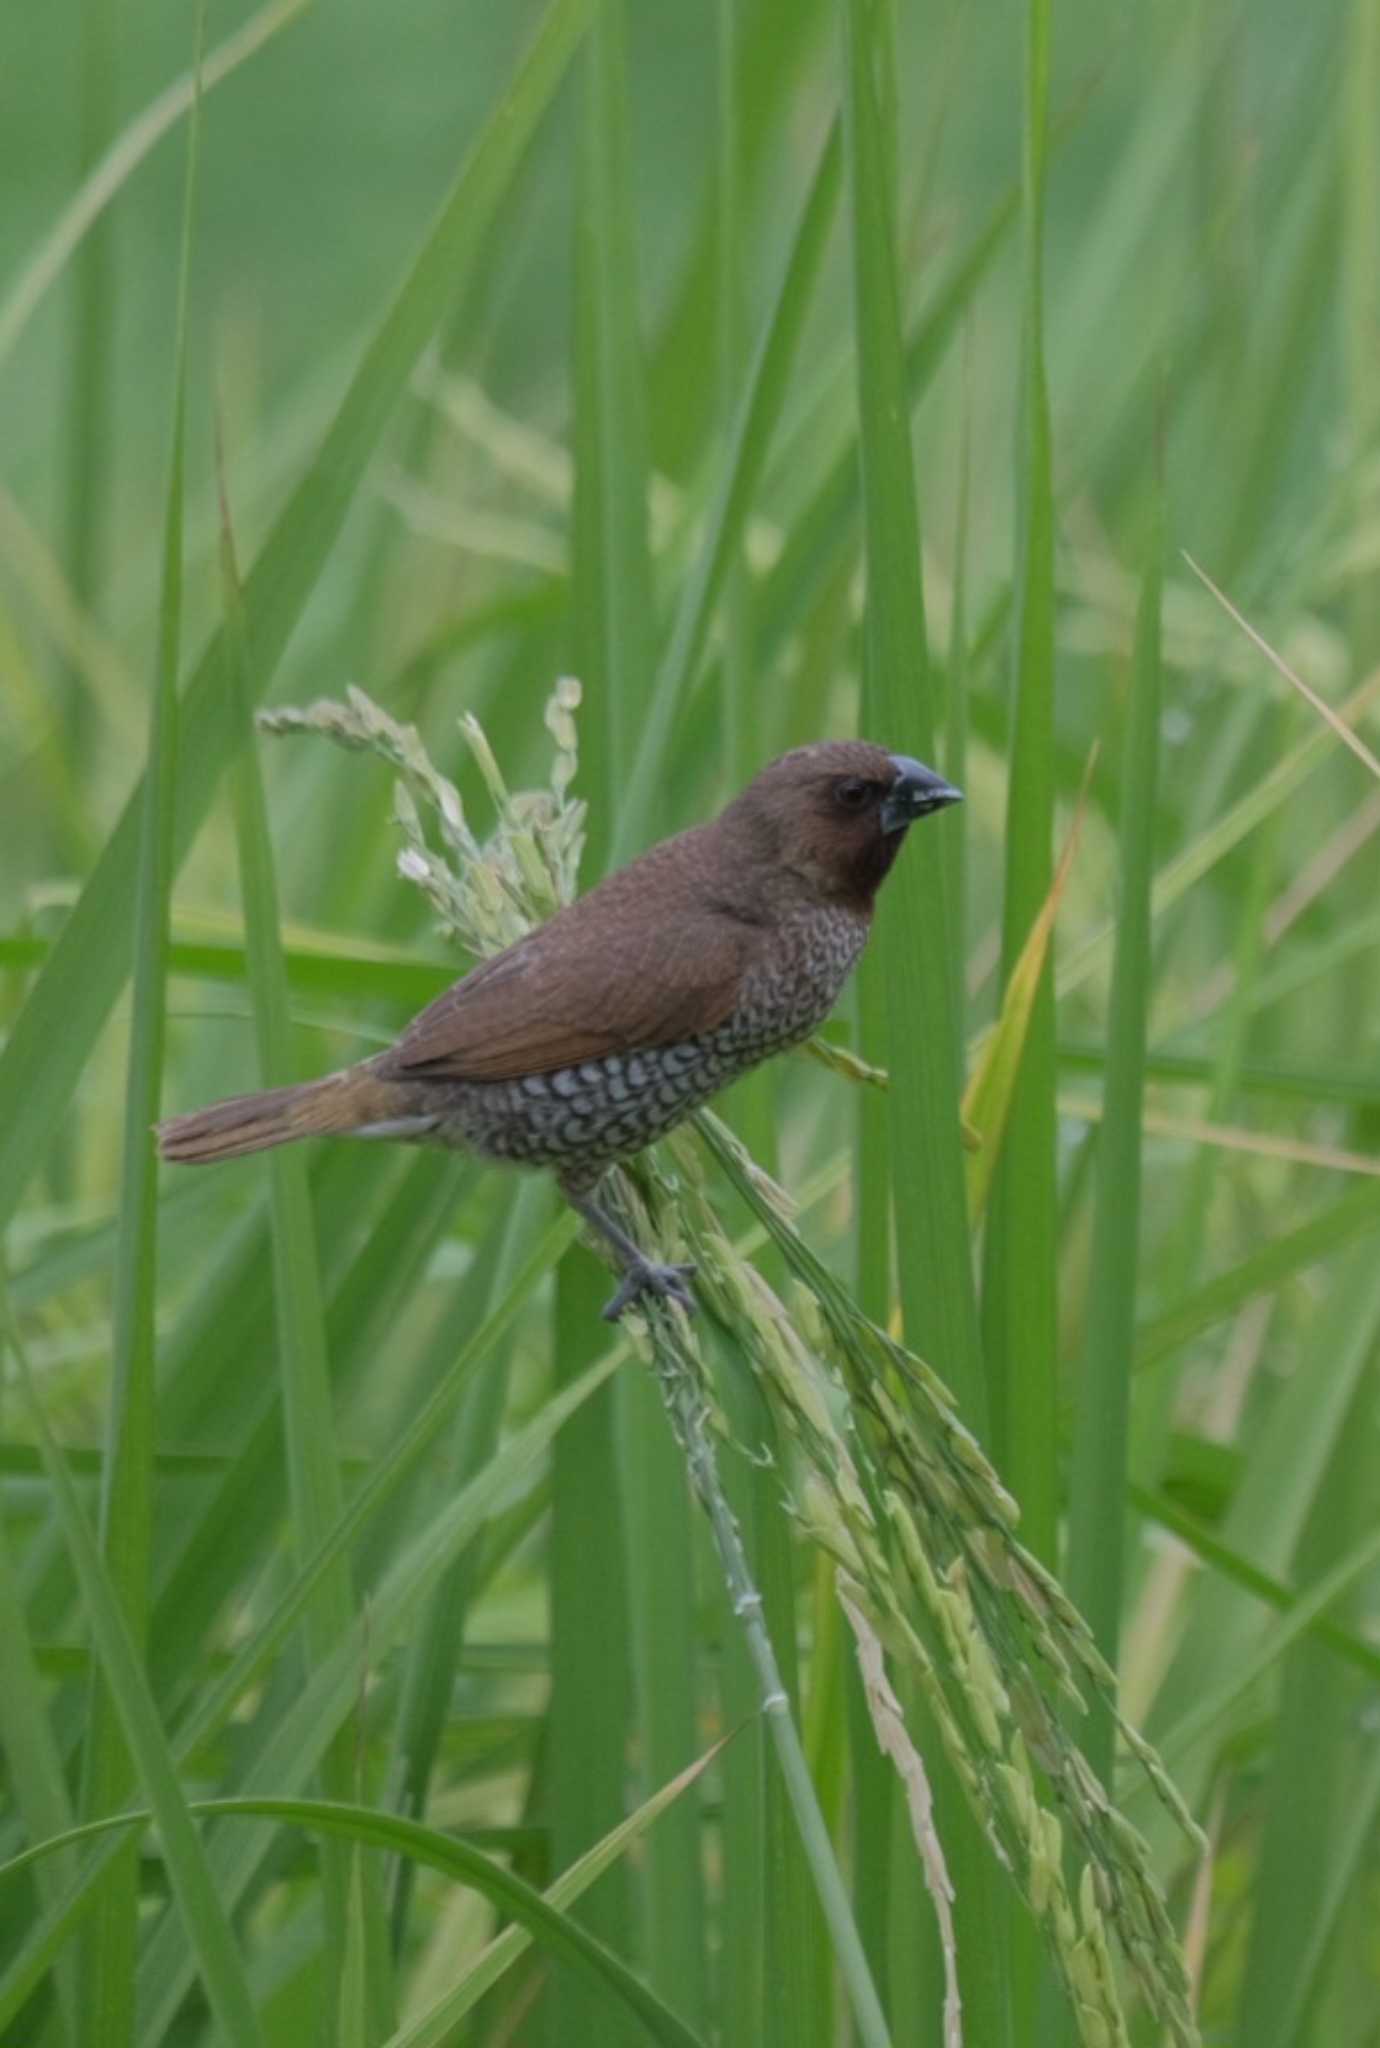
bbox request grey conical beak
[881,755,964,833]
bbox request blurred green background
[2,1,1378,2044]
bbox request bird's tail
[157,1066,405,1165]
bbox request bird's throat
[847,826,908,907]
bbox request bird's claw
[602,1258,698,1323]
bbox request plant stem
[641,1312,893,2048]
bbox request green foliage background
[2,1,1378,2043]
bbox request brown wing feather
[383,833,756,1082]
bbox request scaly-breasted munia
[159,741,961,1317]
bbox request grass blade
[0,0,306,371]
[176,1211,579,1762]
[386,1182,531,1946]
[216,451,392,2032]
[840,2,1004,2039]
[1057,669,1380,1006]
[134,1344,621,2042]
[839,0,981,1413]
[57,0,117,838]
[1134,1174,1380,1368]
[387,1740,728,2047]
[1066,479,1163,1781]
[1131,1486,1380,1686]
[3,1796,709,2048]
[2,1304,264,2047]
[0,1511,79,2041]
[1147,1242,1380,1815]
[712,21,829,2038]
[79,20,203,2034]
[613,118,842,863]
[567,7,703,2034]
[980,0,1058,1564]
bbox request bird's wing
[385,883,757,1082]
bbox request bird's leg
[559,1176,697,1322]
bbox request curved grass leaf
[2,1303,263,2047]
[0,1795,710,2048]
[133,1338,616,2042]
[386,1739,729,2047]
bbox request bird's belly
[423,906,869,1177]
[433,1039,749,1173]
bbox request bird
[158,741,961,1319]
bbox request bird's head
[721,740,963,908]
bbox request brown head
[716,740,962,910]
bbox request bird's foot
[601,1257,697,1323]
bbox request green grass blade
[56,0,118,837]
[1155,1519,1380,1777]
[216,455,392,2033]
[79,22,203,2034]
[1272,1729,1380,2044]
[616,1356,704,2028]
[0,930,452,1012]
[551,165,641,2002]
[0,1852,112,2040]
[175,1208,579,1769]
[0,0,306,371]
[340,1851,372,2048]
[1147,1243,1380,1807]
[839,0,982,1410]
[2,1305,264,2047]
[613,117,842,864]
[4,1744,725,2048]
[1065,485,1163,1785]
[963,797,1086,1223]
[712,1342,826,2048]
[546,1256,636,2046]
[1057,669,1380,1006]
[0,0,591,1238]
[1343,0,1380,662]
[134,1343,620,2042]
[568,8,703,2033]
[572,0,655,827]
[0,1509,79,2042]
[840,3,1004,2040]
[980,0,1058,1563]
[759,207,1015,645]
[1131,1486,1380,1686]
[386,1183,530,1946]
[711,23,833,2035]
[1134,1177,1380,1369]
[3,1796,710,2048]
[1232,1361,1379,2045]
[1058,1039,1380,1115]
[652,1313,890,2048]
[387,1740,727,2046]
[943,323,974,938]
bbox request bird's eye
[833,777,873,812]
